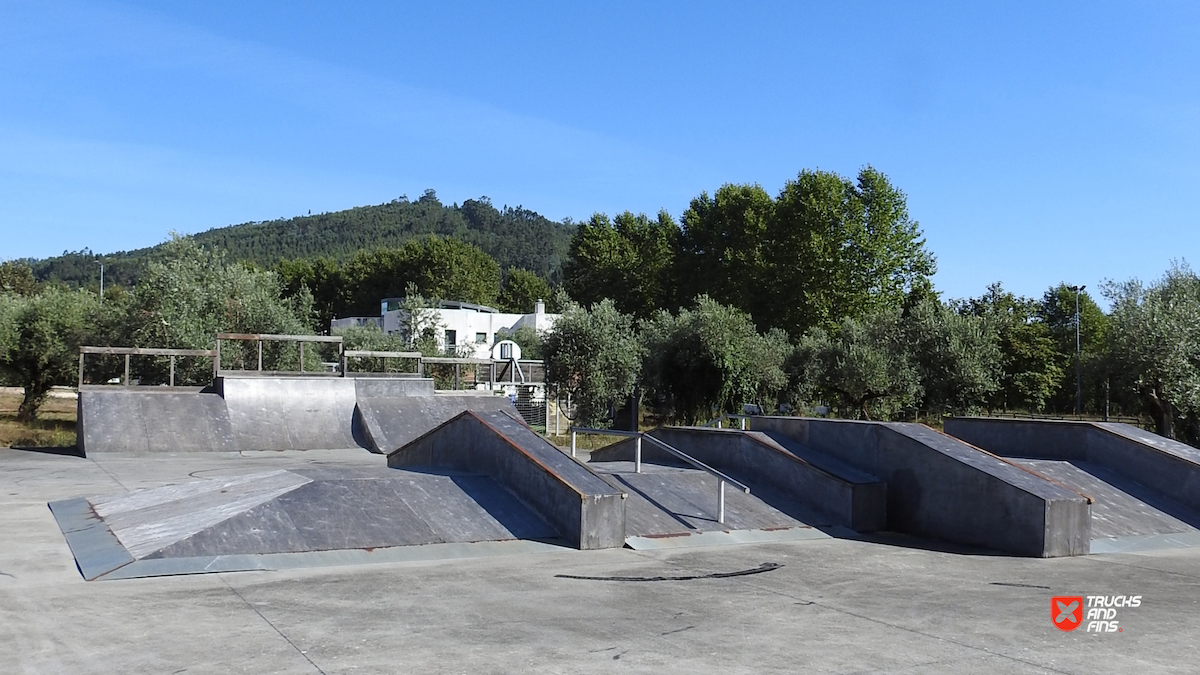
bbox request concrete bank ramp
[945,418,1200,553]
[389,410,626,550]
[746,416,1092,557]
[589,426,886,534]
[78,386,237,454]
[49,466,561,581]
[358,392,517,454]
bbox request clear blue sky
[2,1,1198,303]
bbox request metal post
[1071,284,1086,416]
[257,340,263,372]
[169,356,175,387]
[455,363,460,390]
[555,394,561,436]
[417,358,423,378]
[718,480,726,524]
[124,354,130,387]
[570,430,577,458]
[78,353,85,388]
[635,436,642,474]
[740,417,747,430]
[299,342,304,373]
[215,338,221,376]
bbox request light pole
[95,259,104,304]
[1068,284,1086,415]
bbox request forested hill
[26,190,576,288]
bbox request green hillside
[27,190,576,289]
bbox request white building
[332,299,559,360]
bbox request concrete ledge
[388,411,626,549]
[945,417,1200,515]
[747,416,1091,557]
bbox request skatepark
[4,336,1200,673]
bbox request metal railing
[341,350,423,377]
[703,413,752,430]
[79,346,218,387]
[215,333,344,375]
[569,426,750,524]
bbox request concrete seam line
[218,575,328,675]
[729,577,1080,675]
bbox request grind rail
[569,426,750,524]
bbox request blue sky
[1,1,1197,304]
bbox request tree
[0,261,38,296]
[543,299,642,428]
[496,324,543,360]
[341,237,502,316]
[1105,264,1200,440]
[955,283,1064,412]
[391,283,444,355]
[1039,283,1108,413]
[498,268,554,314]
[0,288,100,420]
[766,167,936,335]
[640,296,791,424]
[903,298,1001,417]
[563,211,678,318]
[676,185,774,317]
[789,307,919,420]
[275,256,345,331]
[127,236,316,379]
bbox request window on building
[444,330,456,347]
[475,332,487,344]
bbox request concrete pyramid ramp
[389,410,627,550]
[50,466,559,580]
[357,393,518,453]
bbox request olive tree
[542,299,641,428]
[640,296,790,424]
[0,288,100,420]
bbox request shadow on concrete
[448,474,563,543]
[818,526,1007,557]
[609,473,701,532]
[9,445,84,458]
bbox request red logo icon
[1053,596,1084,631]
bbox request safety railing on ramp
[570,426,750,524]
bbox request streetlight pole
[95,259,104,304]
[1069,284,1086,415]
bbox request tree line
[4,167,1199,447]
[21,190,574,293]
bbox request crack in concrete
[219,574,328,675]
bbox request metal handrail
[215,333,344,375]
[703,413,751,430]
[79,345,219,387]
[568,426,749,524]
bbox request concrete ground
[2,448,1199,674]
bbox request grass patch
[0,391,77,448]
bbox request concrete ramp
[357,393,517,453]
[945,417,1200,552]
[49,466,559,580]
[218,376,367,451]
[77,387,236,454]
[590,426,886,532]
[747,416,1092,557]
[389,411,626,549]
